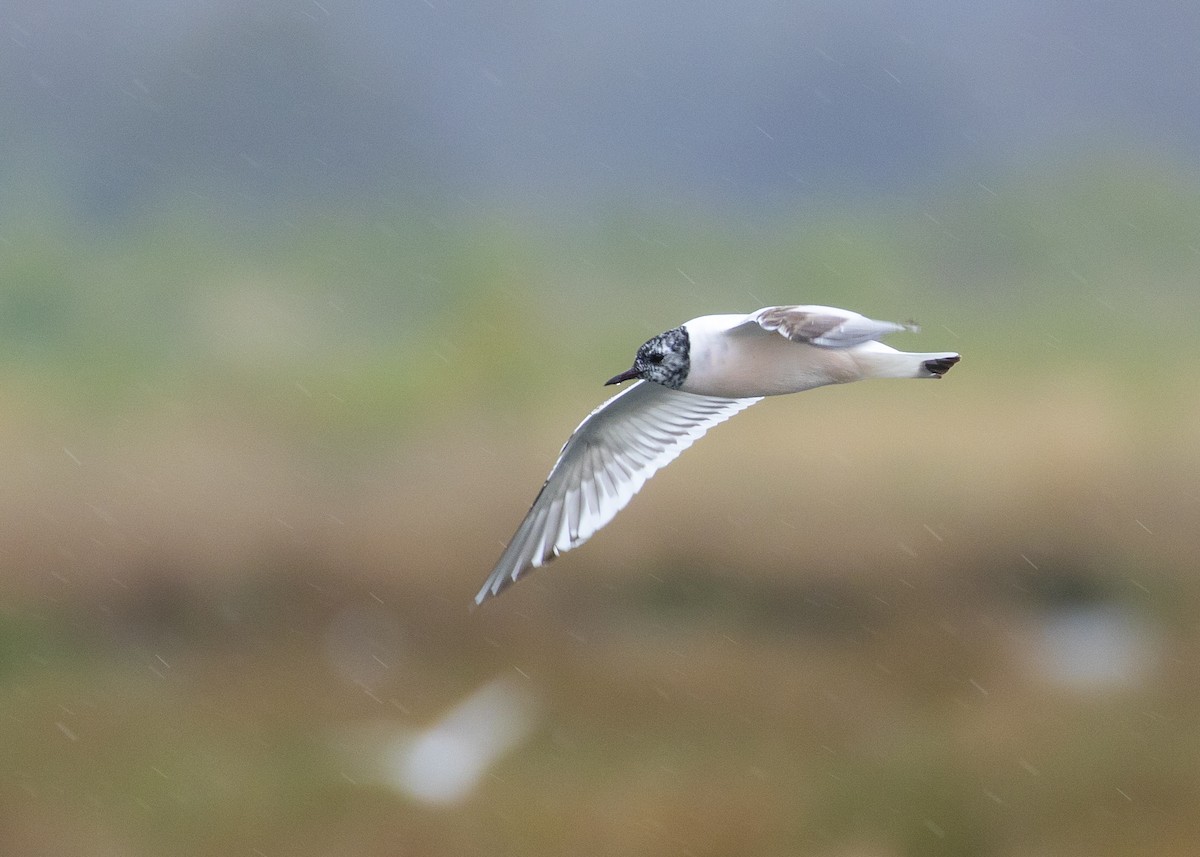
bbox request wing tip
[474,574,509,607]
[475,559,522,605]
[474,548,547,606]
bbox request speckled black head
[604,325,691,389]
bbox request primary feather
[475,381,759,604]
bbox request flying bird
[475,304,959,604]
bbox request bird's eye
[647,353,663,364]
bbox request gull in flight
[475,305,959,604]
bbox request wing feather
[740,305,915,347]
[475,380,760,604]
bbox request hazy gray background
[7,0,1198,215]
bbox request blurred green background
[3,2,1200,855]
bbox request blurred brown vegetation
[2,162,1200,856]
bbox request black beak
[604,366,640,386]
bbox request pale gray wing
[737,305,916,347]
[475,380,761,604]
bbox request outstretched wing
[739,305,916,347]
[476,381,761,604]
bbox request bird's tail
[855,343,961,380]
[919,353,960,378]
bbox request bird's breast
[682,329,859,397]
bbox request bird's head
[605,325,691,389]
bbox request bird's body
[475,304,959,604]
[683,313,915,397]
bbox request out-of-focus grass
[2,158,1200,855]
[5,156,1195,449]
[4,566,1200,857]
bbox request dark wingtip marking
[923,355,961,377]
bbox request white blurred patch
[339,677,539,806]
[1027,604,1160,690]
